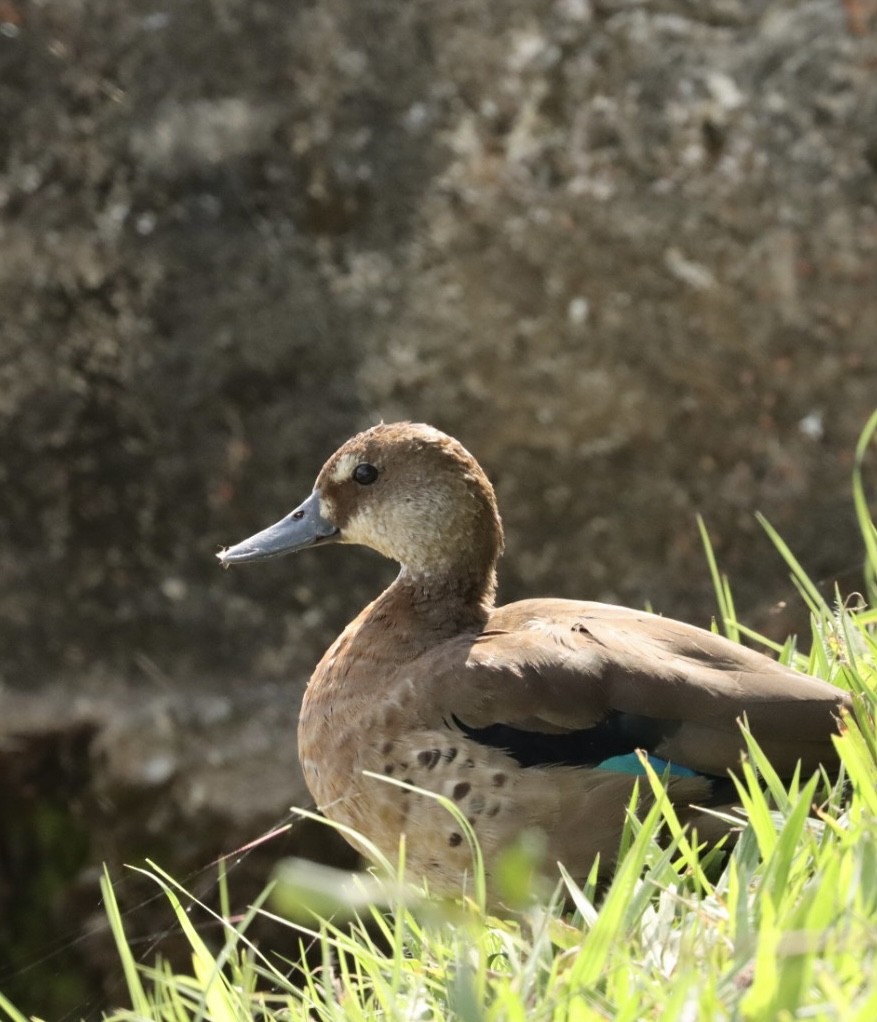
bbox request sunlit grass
[2,413,875,1022]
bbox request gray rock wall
[1,1,875,689]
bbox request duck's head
[218,423,504,600]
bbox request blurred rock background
[1,0,875,1014]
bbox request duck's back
[446,598,849,777]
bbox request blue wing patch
[597,753,698,778]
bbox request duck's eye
[352,462,379,485]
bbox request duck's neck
[361,561,496,646]
[404,560,496,619]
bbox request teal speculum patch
[596,753,699,777]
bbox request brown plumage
[218,422,851,894]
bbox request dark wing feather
[451,711,681,769]
[425,599,850,777]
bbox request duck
[218,422,852,895]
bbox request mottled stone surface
[0,0,875,1012]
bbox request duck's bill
[217,491,339,566]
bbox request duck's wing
[429,599,850,777]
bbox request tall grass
[2,412,875,1022]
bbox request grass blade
[853,408,877,605]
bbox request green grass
[2,411,875,1022]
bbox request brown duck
[219,423,850,894]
